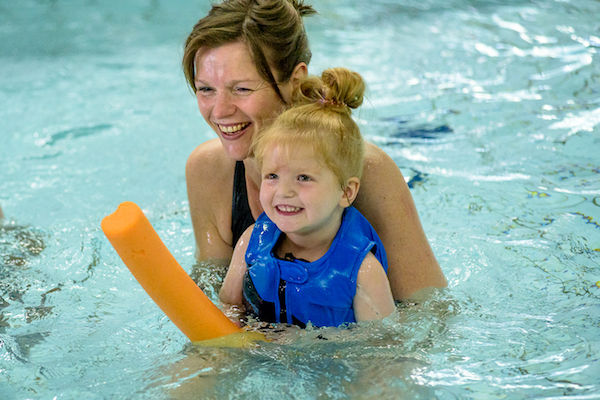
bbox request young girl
[219,68,395,328]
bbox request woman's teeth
[217,123,250,134]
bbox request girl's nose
[277,178,296,197]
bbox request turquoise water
[1,0,599,398]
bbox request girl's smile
[259,144,347,246]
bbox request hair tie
[318,97,344,107]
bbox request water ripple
[550,107,600,136]
[34,123,114,147]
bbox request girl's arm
[353,252,395,321]
[219,226,253,306]
[355,143,447,300]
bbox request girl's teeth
[278,205,300,212]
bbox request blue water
[1,0,599,398]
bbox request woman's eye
[195,86,214,95]
[297,174,311,182]
[233,86,253,95]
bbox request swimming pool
[1,0,599,398]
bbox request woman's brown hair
[182,0,316,103]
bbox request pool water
[1,0,599,398]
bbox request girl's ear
[339,177,360,208]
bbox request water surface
[1,0,599,398]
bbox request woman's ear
[339,177,360,208]
[290,62,308,87]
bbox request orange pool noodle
[101,201,241,342]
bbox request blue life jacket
[243,207,388,328]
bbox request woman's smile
[194,41,293,160]
[215,122,252,139]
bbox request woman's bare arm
[354,143,447,300]
[186,139,235,265]
[353,252,395,321]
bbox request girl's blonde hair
[252,67,366,186]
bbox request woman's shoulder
[354,141,412,234]
[187,138,229,164]
[186,139,236,208]
[359,142,407,197]
[186,139,235,180]
[363,142,400,172]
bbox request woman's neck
[243,158,264,218]
[243,157,261,186]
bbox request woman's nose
[212,91,236,119]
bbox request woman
[182,0,446,300]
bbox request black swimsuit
[231,161,256,246]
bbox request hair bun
[289,0,317,16]
[295,67,365,112]
[320,68,365,110]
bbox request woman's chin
[220,140,251,161]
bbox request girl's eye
[264,173,278,180]
[297,174,311,182]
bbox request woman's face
[194,41,294,161]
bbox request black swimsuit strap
[231,161,256,246]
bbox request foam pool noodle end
[101,201,264,346]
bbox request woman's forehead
[194,40,282,83]
[194,42,260,80]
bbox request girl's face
[259,143,347,241]
[194,41,294,161]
